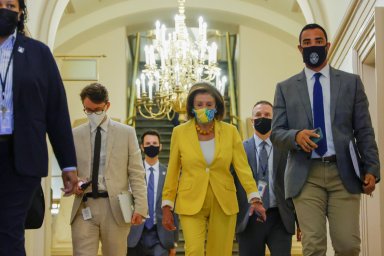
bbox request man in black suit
[234,101,295,256]
[128,130,178,256]
[0,1,77,255]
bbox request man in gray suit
[128,130,178,256]
[271,23,380,256]
[235,101,295,256]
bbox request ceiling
[54,0,353,52]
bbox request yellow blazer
[162,119,258,215]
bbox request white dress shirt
[304,64,336,158]
[0,31,16,135]
[253,134,276,208]
[90,117,109,191]
[144,160,160,223]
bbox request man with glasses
[70,83,148,255]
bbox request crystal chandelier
[135,0,226,120]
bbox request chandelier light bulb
[136,0,226,120]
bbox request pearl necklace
[195,124,214,135]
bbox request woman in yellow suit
[162,82,266,255]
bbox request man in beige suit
[70,83,148,256]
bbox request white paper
[118,191,134,223]
[349,140,362,180]
[82,207,92,220]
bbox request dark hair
[80,83,109,104]
[141,130,161,144]
[186,82,225,121]
[253,100,273,109]
[299,23,328,45]
[17,0,27,35]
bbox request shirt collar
[304,64,330,80]
[89,116,110,133]
[144,160,159,171]
[253,133,272,148]
[0,31,17,50]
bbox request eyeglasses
[83,105,107,115]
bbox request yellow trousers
[179,184,236,256]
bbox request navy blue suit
[128,163,178,256]
[0,33,76,256]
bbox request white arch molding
[51,0,306,51]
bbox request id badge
[82,207,92,220]
[0,111,12,134]
[258,180,268,199]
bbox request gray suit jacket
[128,163,179,249]
[234,137,295,235]
[70,119,148,225]
[271,67,380,199]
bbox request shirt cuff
[247,192,261,203]
[161,200,175,210]
[62,167,77,172]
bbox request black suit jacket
[234,137,295,235]
[128,163,179,249]
[11,33,76,176]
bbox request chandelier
[135,0,226,120]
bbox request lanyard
[255,142,273,177]
[0,48,15,101]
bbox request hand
[131,213,144,225]
[61,170,78,197]
[74,178,88,196]
[162,206,176,231]
[249,199,266,222]
[296,227,302,241]
[363,173,376,195]
[295,129,319,152]
[169,248,176,256]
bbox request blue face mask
[193,108,217,124]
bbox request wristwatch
[250,198,263,205]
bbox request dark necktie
[145,167,155,229]
[313,73,328,156]
[92,126,101,198]
[258,141,270,209]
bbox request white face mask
[87,112,106,127]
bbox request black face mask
[144,145,160,158]
[0,9,18,37]
[254,118,272,135]
[302,46,327,68]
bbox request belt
[82,191,109,202]
[0,135,12,142]
[266,207,278,212]
[312,155,337,163]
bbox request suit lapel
[81,124,92,177]
[12,34,26,104]
[187,119,207,164]
[212,120,221,165]
[104,120,115,173]
[330,67,341,122]
[245,138,257,178]
[296,70,313,125]
[272,147,281,182]
[156,164,166,205]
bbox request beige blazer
[70,119,148,225]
